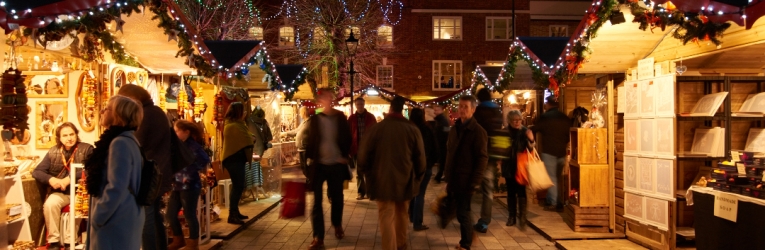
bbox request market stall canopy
[112,12,196,74]
[517,37,569,67]
[203,40,262,72]
[274,64,306,89]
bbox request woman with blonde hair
[84,95,144,250]
[221,102,254,225]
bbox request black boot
[507,195,517,227]
[518,199,528,230]
[506,216,516,226]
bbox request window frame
[432,16,463,41]
[345,26,361,39]
[279,26,295,47]
[377,25,393,47]
[485,17,513,41]
[432,60,463,91]
[312,26,327,47]
[248,26,264,40]
[376,65,394,89]
[549,25,568,37]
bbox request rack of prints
[624,192,670,230]
[624,154,676,200]
[622,75,675,118]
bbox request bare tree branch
[175,0,256,40]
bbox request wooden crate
[573,128,608,164]
[570,163,610,207]
[563,204,609,233]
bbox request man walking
[472,88,504,233]
[358,97,426,250]
[432,104,451,183]
[531,96,572,211]
[445,95,488,250]
[348,97,377,200]
[305,89,352,249]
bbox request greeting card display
[654,157,675,199]
[744,128,765,155]
[638,157,655,192]
[624,119,639,153]
[654,118,675,156]
[733,92,765,117]
[624,154,638,190]
[625,81,640,117]
[654,75,675,117]
[640,80,655,117]
[690,127,725,157]
[639,119,655,155]
[644,197,669,230]
[625,192,644,220]
[684,92,728,117]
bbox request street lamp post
[345,30,359,115]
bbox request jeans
[477,160,498,226]
[409,167,433,228]
[142,196,168,250]
[541,153,566,207]
[311,164,346,239]
[454,192,474,249]
[166,188,201,239]
[223,151,247,217]
[353,157,367,196]
[377,201,410,250]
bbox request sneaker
[473,223,488,233]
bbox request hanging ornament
[115,16,126,34]
[698,15,709,24]
[241,67,249,75]
[260,63,266,70]
[168,30,180,42]
[665,1,676,12]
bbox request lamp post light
[345,30,359,115]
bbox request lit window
[345,26,360,39]
[377,65,393,89]
[486,17,512,41]
[432,60,462,90]
[377,25,393,47]
[248,26,264,40]
[549,25,568,37]
[279,26,295,47]
[312,27,327,47]
[433,17,462,40]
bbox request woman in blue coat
[84,95,145,250]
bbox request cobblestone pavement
[220,175,557,250]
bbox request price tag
[213,205,221,215]
[737,162,746,176]
[8,205,22,216]
[714,192,738,222]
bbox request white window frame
[377,25,393,47]
[432,60,463,91]
[279,26,295,47]
[486,17,513,41]
[432,16,462,41]
[248,26,264,40]
[376,65,394,89]
[549,25,568,37]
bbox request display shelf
[676,156,726,161]
[2,160,34,246]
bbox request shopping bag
[527,149,554,192]
[515,151,529,186]
[430,186,456,229]
[280,181,307,218]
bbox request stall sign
[714,192,738,222]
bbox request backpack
[124,136,162,206]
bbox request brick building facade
[254,0,590,99]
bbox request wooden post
[607,78,615,230]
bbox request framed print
[36,101,67,149]
[654,75,675,117]
[644,197,669,230]
[655,157,675,199]
[640,80,655,117]
[691,128,722,156]
[625,119,639,153]
[638,157,655,192]
[689,92,728,116]
[625,80,640,118]
[624,154,638,190]
[639,119,655,155]
[655,118,675,156]
[21,71,68,98]
[625,192,644,220]
[745,128,765,154]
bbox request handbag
[526,148,554,192]
[430,185,456,229]
[515,150,529,186]
[280,181,307,218]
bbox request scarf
[84,126,136,197]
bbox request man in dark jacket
[358,96,426,250]
[531,96,572,211]
[445,95,488,250]
[304,88,352,249]
[348,97,377,200]
[432,104,451,183]
[118,84,172,250]
[472,88,504,233]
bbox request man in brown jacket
[358,96,426,250]
[445,95,488,250]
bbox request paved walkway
[220,174,557,250]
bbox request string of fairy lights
[261,0,403,25]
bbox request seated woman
[32,122,94,250]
